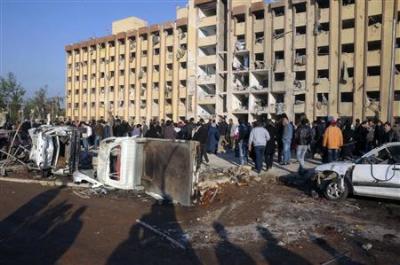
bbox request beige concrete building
[65,0,400,124]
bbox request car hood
[315,162,355,176]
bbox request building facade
[65,0,400,124]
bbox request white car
[313,142,400,201]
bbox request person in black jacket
[383,122,399,143]
[264,120,276,170]
[193,119,209,167]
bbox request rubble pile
[196,165,262,205]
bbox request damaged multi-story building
[65,0,400,123]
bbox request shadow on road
[257,225,312,265]
[213,221,256,265]
[107,199,202,265]
[0,187,86,265]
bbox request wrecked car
[93,137,199,206]
[313,142,400,201]
[29,125,80,177]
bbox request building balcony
[273,38,284,49]
[271,81,285,92]
[197,74,216,85]
[274,59,285,72]
[295,12,306,26]
[342,4,355,20]
[100,49,106,57]
[108,63,115,72]
[198,35,217,47]
[197,55,217,65]
[294,35,306,48]
[317,55,329,69]
[294,102,305,113]
[366,76,380,90]
[141,40,148,50]
[367,24,381,41]
[341,28,354,44]
[153,55,160,65]
[254,20,264,32]
[320,8,329,23]
[368,1,382,16]
[315,79,330,93]
[315,103,328,116]
[166,53,174,63]
[396,49,400,64]
[141,57,148,66]
[232,106,249,114]
[199,15,217,28]
[273,16,284,30]
[119,45,125,54]
[179,88,187,98]
[268,103,286,114]
[67,56,72,64]
[109,47,115,57]
[367,50,381,66]
[317,32,329,46]
[339,102,353,116]
[166,36,174,46]
[152,89,159,99]
[165,105,173,114]
[198,94,216,105]
[254,42,264,53]
[82,53,88,62]
[235,22,245,35]
[179,69,187,79]
[341,52,354,67]
[394,101,400,116]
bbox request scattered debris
[320,251,349,265]
[362,243,373,251]
[136,219,186,250]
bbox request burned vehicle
[28,125,80,177]
[313,142,400,201]
[91,137,199,206]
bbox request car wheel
[323,179,349,201]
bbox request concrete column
[380,0,396,121]
[159,28,167,120]
[305,0,315,120]
[353,0,366,122]
[284,1,294,121]
[328,0,339,118]
[187,1,198,119]
[172,26,180,121]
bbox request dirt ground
[0,167,399,265]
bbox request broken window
[366,91,380,101]
[294,3,306,13]
[234,14,245,23]
[153,65,160,72]
[317,93,329,104]
[275,50,284,60]
[108,41,115,47]
[342,0,355,6]
[368,15,382,26]
[154,48,160,55]
[110,86,114,93]
[165,28,173,36]
[394,91,400,101]
[367,66,381,76]
[396,65,400,75]
[119,70,125,76]
[255,53,264,61]
[100,72,105,78]
[368,40,381,51]
[110,56,115,62]
[318,46,329,55]
[295,94,305,104]
[295,71,306,81]
[342,19,355,29]
[316,0,329,8]
[274,72,285,81]
[396,38,400,48]
[342,43,354,53]
[296,26,306,35]
[142,50,147,57]
[254,10,264,20]
[180,62,187,69]
[318,22,330,32]
[255,32,264,44]
[318,69,329,79]
[295,49,306,65]
[273,6,284,17]
[341,92,353,102]
[273,29,285,38]
[141,34,148,41]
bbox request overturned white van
[96,137,199,206]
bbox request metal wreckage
[1,124,201,206]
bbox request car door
[352,146,400,200]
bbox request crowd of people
[61,114,400,174]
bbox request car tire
[323,178,349,201]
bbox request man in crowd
[193,119,209,167]
[217,117,228,154]
[248,121,270,174]
[281,114,293,165]
[295,118,312,175]
[323,119,343,162]
[238,119,250,165]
